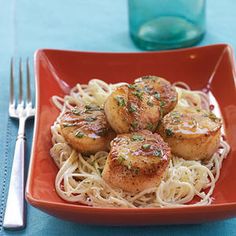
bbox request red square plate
[26,44,236,225]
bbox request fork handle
[3,133,26,229]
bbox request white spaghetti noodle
[50,79,230,208]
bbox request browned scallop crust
[134,75,178,116]
[158,107,222,160]
[60,104,116,154]
[104,85,160,133]
[102,130,170,193]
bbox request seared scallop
[102,130,170,193]
[104,85,160,133]
[158,107,221,161]
[60,104,116,154]
[134,75,178,116]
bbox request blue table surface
[0,0,236,235]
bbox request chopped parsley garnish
[117,156,125,164]
[85,105,92,110]
[146,123,154,131]
[153,92,161,100]
[171,112,181,124]
[165,128,174,137]
[84,117,97,122]
[208,112,219,122]
[172,117,180,124]
[144,86,152,93]
[147,100,154,107]
[71,108,81,115]
[131,134,144,141]
[131,121,138,129]
[153,150,163,157]
[128,103,137,113]
[160,101,166,107]
[196,108,201,112]
[115,96,126,107]
[128,84,136,89]
[85,104,102,111]
[132,90,144,100]
[133,167,140,175]
[74,130,85,138]
[142,144,151,150]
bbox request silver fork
[3,58,35,229]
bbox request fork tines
[9,58,34,117]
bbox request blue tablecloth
[0,0,236,235]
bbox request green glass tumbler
[128,0,206,50]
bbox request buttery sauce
[163,107,221,136]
